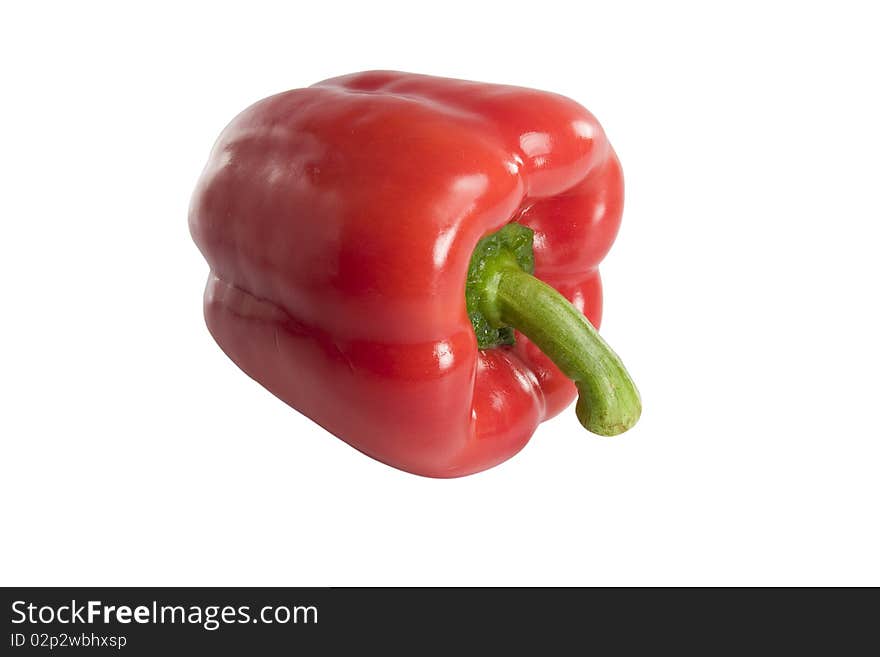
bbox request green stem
[494,265,641,435]
[466,223,640,436]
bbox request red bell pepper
[190,71,640,477]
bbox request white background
[2,1,878,586]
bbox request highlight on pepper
[189,70,641,477]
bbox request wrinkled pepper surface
[190,71,640,477]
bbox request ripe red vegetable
[190,71,640,477]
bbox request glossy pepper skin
[190,71,627,477]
